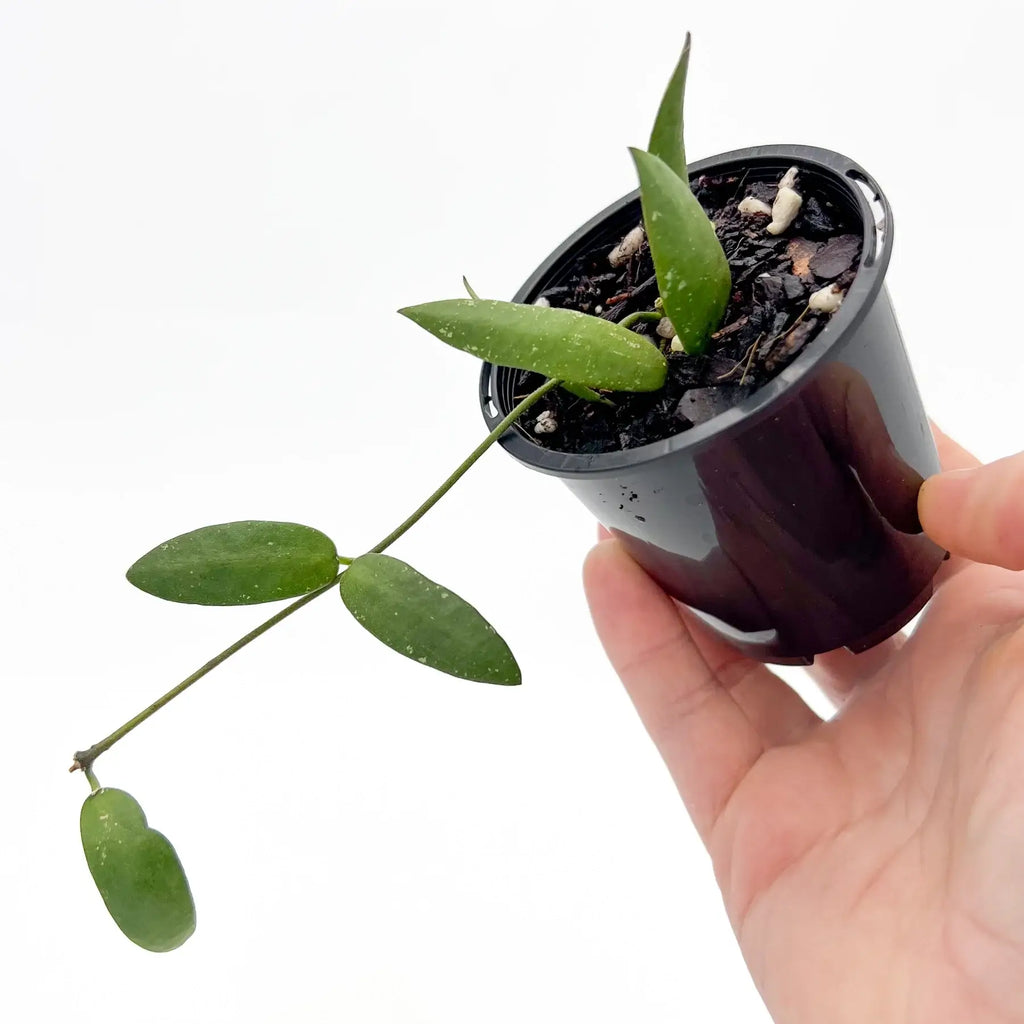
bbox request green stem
[84,767,101,792]
[69,377,558,773]
[618,310,663,331]
[69,573,343,772]
[369,377,560,555]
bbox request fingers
[676,605,822,747]
[919,450,1024,571]
[583,538,819,843]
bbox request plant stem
[84,767,100,792]
[69,574,343,772]
[618,310,663,331]
[369,376,561,555]
[69,377,558,772]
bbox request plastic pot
[479,145,946,665]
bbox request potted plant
[476,141,946,663]
[71,33,944,952]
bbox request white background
[2,2,1020,1021]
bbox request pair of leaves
[81,787,195,952]
[128,522,519,685]
[92,524,518,950]
[400,37,728,368]
[632,34,731,356]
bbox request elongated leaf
[457,285,612,404]
[629,149,730,356]
[127,521,338,606]
[399,299,666,393]
[648,32,691,181]
[81,788,195,952]
[339,553,520,685]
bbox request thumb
[919,452,1024,570]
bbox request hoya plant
[72,34,729,952]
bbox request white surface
[1,2,1019,1021]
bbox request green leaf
[629,148,731,356]
[461,275,481,300]
[80,788,195,953]
[126,521,339,606]
[648,32,691,181]
[339,553,520,685]
[399,299,666,393]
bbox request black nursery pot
[479,145,946,665]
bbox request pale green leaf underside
[399,299,666,393]
[629,149,731,356]
[127,521,338,606]
[339,553,520,685]
[648,32,691,181]
[80,788,195,953]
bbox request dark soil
[517,169,862,454]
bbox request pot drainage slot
[846,169,887,266]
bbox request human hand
[583,427,1024,1023]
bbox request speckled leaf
[126,521,338,605]
[339,553,520,685]
[454,284,607,403]
[629,148,731,356]
[80,788,195,953]
[648,32,691,181]
[398,299,666,393]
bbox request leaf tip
[628,147,660,179]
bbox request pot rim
[478,144,893,476]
